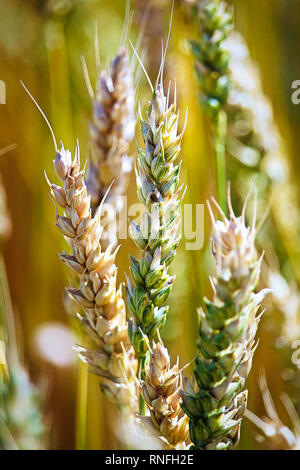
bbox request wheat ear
[125,80,184,376]
[140,339,189,449]
[181,190,269,449]
[189,0,232,116]
[86,47,136,247]
[48,143,138,410]
[189,0,232,211]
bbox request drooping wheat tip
[140,340,189,449]
[125,79,184,371]
[180,188,269,450]
[86,47,136,247]
[49,143,138,410]
[246,372,300,450]
[189,0,232,118]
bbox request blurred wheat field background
[0,0,300,450]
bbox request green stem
[138,354,147,416]
[214,109,228,215]
[139,394,146,416]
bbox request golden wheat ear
[48,142,138,411]
[21,76,138,412]
[84,6,137,249]
[140,340,189,449]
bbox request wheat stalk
[0,176,11,244]
[140,339,189,449]
[181,189,269,449]
[86,47,136,247]
[0,145,16,243]
[48,143,138,410]
[125,79,184,382]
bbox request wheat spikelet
[125,80,184,369]
[140,340,189,448]
[86,47,136,247]
[48,143,138,410]
[181,190,269,449]
[246,372,300,450]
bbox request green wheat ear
[189,0,233,212]
[180,190,270,450]
[125,81,185,380]
[190,0,232,118]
